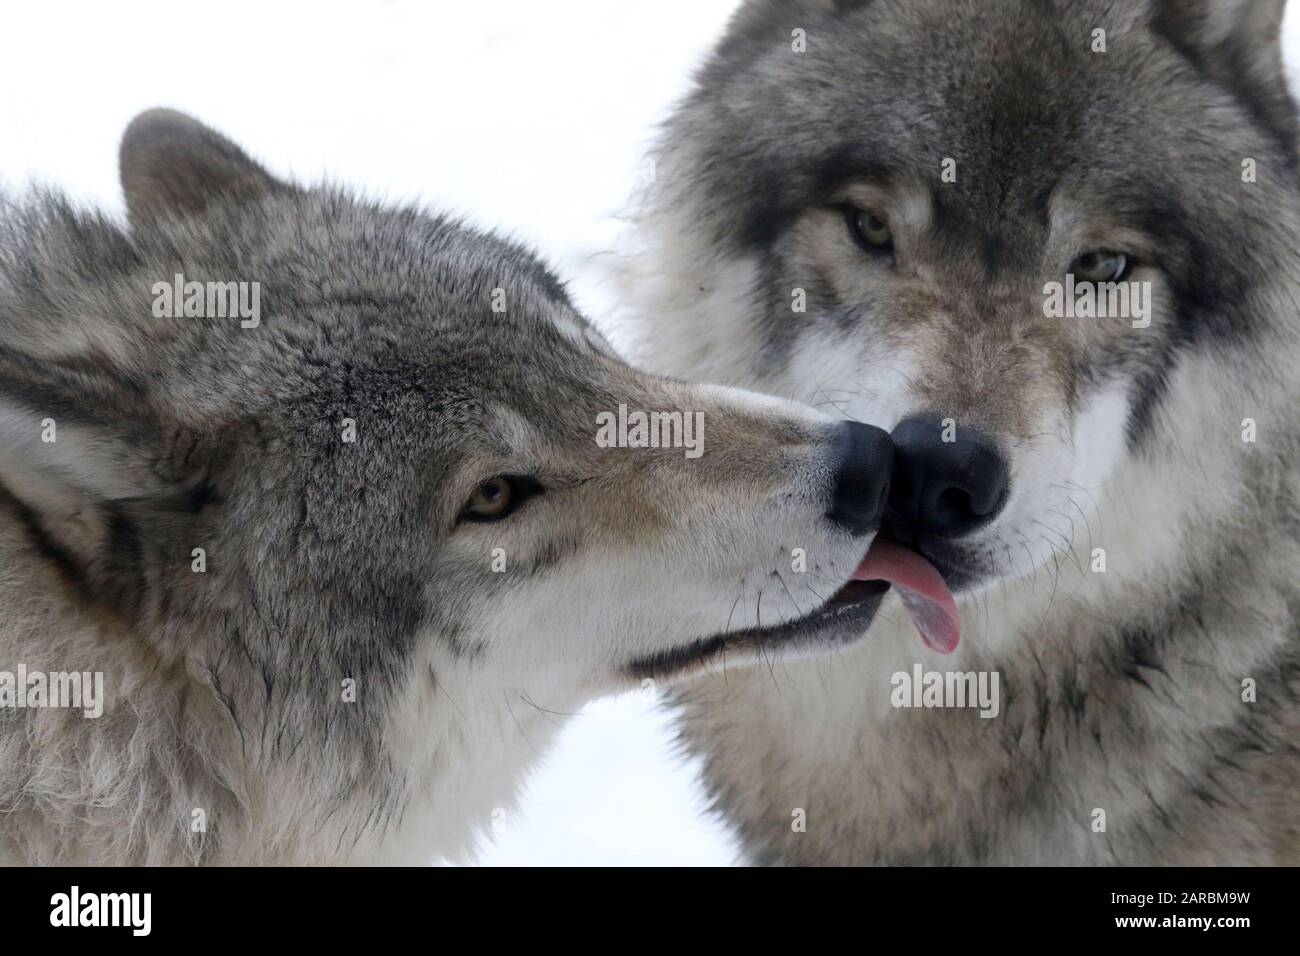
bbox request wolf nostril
[828,420,894,536]
[888,415,1009,540]
[938,487,972,517]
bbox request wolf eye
[1070,250,1133,283]
[459,475,543,523]
[845,207,894,253]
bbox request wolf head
[0,111,897,861]
[632,0,1300,605]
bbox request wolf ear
[0,370,204,615]
[119,108,286,226]
[1151,0,1297,150]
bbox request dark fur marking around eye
[525,536,581,578]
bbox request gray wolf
[0,109,897,864]
[628,0,1300,863]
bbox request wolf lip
[626,578,888,682]
[853,539,960,654]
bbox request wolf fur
[627,0,1300,863]
[0,110,890,864]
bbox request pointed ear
[1151,0,1297,151]
[119,108,287,226]
[0,360,206,616]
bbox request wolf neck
[367,654,581,865]
[644,293,1299,864]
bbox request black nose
[827,421,894,536]
[888,415,1009,540]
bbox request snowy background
[2,1,1298,866]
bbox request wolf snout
[827,421,894,536]
[886,415,1009,540]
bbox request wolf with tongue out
[856,540,961,656]
[853,413,1002,656]
[634,0,1300,864]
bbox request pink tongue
[853,540,961,654]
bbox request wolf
[0,110,900,865]
[628,0,1300,863]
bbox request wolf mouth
[628,533,971,680]
[876,535,985,595]
[626,578,890,682]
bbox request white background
[2,1,1297,866]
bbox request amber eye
[845,207,894,253]
[459,475,543,523]
[1070,250,1133,283]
